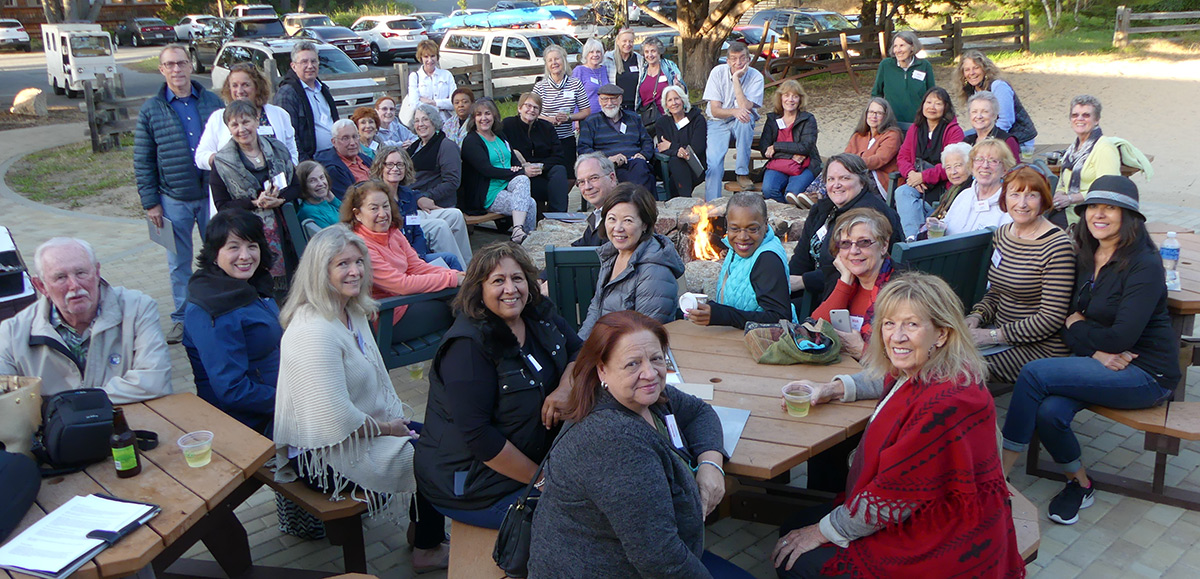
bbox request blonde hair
[862,272,986,385]
[772,79,807,114]
[280,224,378,328]
[542,44,572,78]
[969,138,1017,176]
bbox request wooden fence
[79,74,139,153]
[1113,6,1200,47]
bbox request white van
[41,23,117,98]
[438,29,581,88]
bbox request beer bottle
[111,408,141,478]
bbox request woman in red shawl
[772,272,1024,578]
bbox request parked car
[747,8,860,57]
[211,38,378,108]
[175,15,217,41]
[43,23,115,97]
[282,13,335,36]
[448,9,487,18]
[293,26,370,64]
[639,0,675,25]
[492,1,538,10]
[231,4,277,18]
[409,12,445,31]
[116,17,175,47]
[439,29,581,88]
[350,15,426,65]
[189,17,288,73]
[0,18,31,52]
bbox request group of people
[0,23,1168,579]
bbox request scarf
[213,136,293,278]
[914,119,949,167]
[827,374,1024,578]
[857,257,894,345]
[1062,127,1102,196]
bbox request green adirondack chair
[375,288,459,369]
[281,202,308,259]
[890,227,996,312]
[544,245,602,332]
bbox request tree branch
[632,1,678,30]
[701,0,758,36]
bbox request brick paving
[5,123,1200,578]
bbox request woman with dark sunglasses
[1000,175,1179,526]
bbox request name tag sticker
[256,125,275,135]
[664,414,685,449]
[563,90,575,100]
[659,75,668,83]
[974,200,990,212]
[619,122,627,134]
[405,215,421,226]
[816,224,828,241]
[992,249,1002,268]
[591,77,600,84]
[776,118,787,130]
[912,69,927,81]
[629,66,639,72]
[526,354,543,372]
[675,117,689,129]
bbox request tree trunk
[86,0,104,23]
[680,35,725,89]
[42,0,64,24]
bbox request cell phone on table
[829,309,852,333]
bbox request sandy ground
[806,48,1200,208]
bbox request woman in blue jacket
[183,209,282,435]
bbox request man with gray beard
[0,238,172,402]
[578,84,657,193]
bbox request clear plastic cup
[407,362,425,381]
[782,384,813,418]
[177,430,214,468]
[927,218,947,238]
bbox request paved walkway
[5,123,1200,578]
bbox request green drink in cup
[782,384,813,418]
[927,218,946,239]
[178,430,213,468]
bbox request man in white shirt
[702,41,764,202]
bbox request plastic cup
[407,362,425,381]
[178,430,213,468]
[782,384,813,418]
[927,219,946,239]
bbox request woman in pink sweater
[341,179,463,340]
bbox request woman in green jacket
[871,31,935,130]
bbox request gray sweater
[578,233,685,339]
[529,387,723,578]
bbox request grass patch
[128,56,161,74]
[7,135,136,209]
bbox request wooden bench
[464,212,511,234]
[253,466,369,574]
[1009,483,1040,564]
[448,520,503,579]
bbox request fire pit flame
[691,204,723,261]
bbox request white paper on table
[665,347,683,385]
[711,406,751,458]
[0,494,157,579]
[674,382,714,400]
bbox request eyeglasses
[1076,277,1094,312]
[866,110,885,117]
[727,225,763,237]
[384,162,404,170]
[161,60,190,70]
[294,58,318,66]
[973,157,1002,167]
[1070,112,1094,119]
[836,239,878,251]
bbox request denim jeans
[761,168,816,202]
[705,114,757,201]
[432,487,531,529]
[1001,357,1170,473]
[161,196,209,323]
[893,184,932,239]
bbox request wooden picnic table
[1,393,273,579]
[665,320,871,481]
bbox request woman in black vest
[892,87,965,239]
[413,242,584,529]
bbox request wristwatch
[989,329,999,344]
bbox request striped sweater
[533,76,591,141]
[970,223,1077,383]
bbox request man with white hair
[578,84,656,193]
[273,41,338,161]
[314,119,372,199]
[0,238,172,403]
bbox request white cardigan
[194,104,299,170]
[407,67,456,118]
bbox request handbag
[493,421,578,577]
[30,389,158,476]
[0,376,42,458]
[0,450,39,543]
[743,318,841,365]
[639,103,661,137]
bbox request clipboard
[685,145,704,179]
[147,216,176,255]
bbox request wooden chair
[890,227,995,312]
[447,520,503,579]
[254,466,369,574]
[374,288,458,370]
[544,245,602,332]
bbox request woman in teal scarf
[685,192,797,329]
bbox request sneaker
[786,192,813,209]
[165,322,183,345]
[1048,480,1094,525]
[510,225,529,244]
[736,175,754,191]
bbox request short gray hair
[291,40,318,61]
[966,90,999,118]
[727,41,748,56]
[575,152,615,178]
[641,36,665,55]
[542,44,572,78]
[941,142,972,164]
[33,238,97,277]
[331,118,357,137]
[581,38,604,59]
[280,224,378,328]
[1069,94,1103,121]
[159,44,189,61]
[727,191,767,224]
[222,99,260,125]
[413,102,442,127]
[660,85,689,113]
[892,31,923,54]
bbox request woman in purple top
[572,38,608,114]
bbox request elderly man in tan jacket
[0,238,172,403]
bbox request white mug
[679,292,709,312]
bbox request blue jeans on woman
[893,184,933,239]
[761,168,816,202]
[433,488,530,529]
[1001,357,1171,473]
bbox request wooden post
[951,17,964,59]
[395,62,409,96]
[479,53,494,99]
[838,32,861,94]
[1022,10,1031,52]
[877,30,887,58]
[1113,6,1131,48]
[82,80,101,154]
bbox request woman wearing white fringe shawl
[273,224,450,572]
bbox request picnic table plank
[674,349,850,383]
[144,393,273,474]
[740,416,846,455]
[85,454,208,546]
[726,438,811,479]
[36,471,162,577]
[710,390,872,435]
[123,403,244,509]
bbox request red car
[293,26,371,64]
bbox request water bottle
[1162,232,1181,291]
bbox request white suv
[175,15,217,41]
[231,4,277,18]
[211,39,379,109]
[0,19,31,52]
[439,29,581,88]
[351,15,426,65]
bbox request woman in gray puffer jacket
[578,184,685,339]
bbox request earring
[601,381,609,390]
[927,345,937,357]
